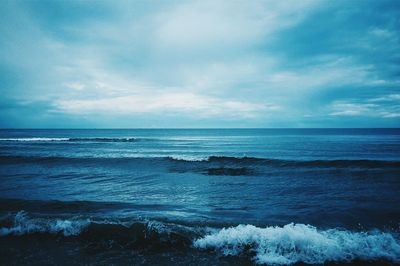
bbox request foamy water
[194,223,400,265]
[1,128,399,265]
[1,211,400,265]
[0,211,89,237]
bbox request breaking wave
[202,156,400,168]
[0,211,198,248]
[0,137,70,142]
[1,212,400,265]
[194,223,400,265]
[1,154,398,170]
[0,211,89,237]
[0,137,138,142]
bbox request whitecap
[0,138,70,142]
[0,211,89,237]
[193,223,400,265]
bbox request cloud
[64,82,86,91]
[153,0,318,52]
[0,0,399,127]
[263,57,374,91]
[330,97,400,119]
[369,27,396,39]
[381,112,400,118]
[368,94,400,102]
[55,91,277,118]
[330,102,377,116]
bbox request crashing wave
[0,137,70,142]
[0,211,197,248]
[2,212,400,265]
[0,137,138,142]
[0,211,89,236]
[193,223,400,265]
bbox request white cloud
[368,94,400,102]
[330,102,376,116]
[380,112,400,118]
[330,100,400,119]
[369,27,396,39]
[64,82,86,91]
[152,0,318,52]
[3,0,322,109]
[264,57,374,92]
[55,91,277,118]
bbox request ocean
[0,128,399,265]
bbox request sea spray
[193,223,400,265]
[0,211,90,237]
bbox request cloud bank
[0,0,399,127]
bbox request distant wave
[170,155,400,169]
[202,156,400,168]
[1,211,399,265]
[194,223,400,265]
[0,137,70,142]
[167,155,400,167]
[0,137,138,142]
[1,155,399,171]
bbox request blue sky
[0,0,399,128]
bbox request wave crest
[2,212,400,264]
[0,211,89,237]
[193,223,400,265]
[1,155,398,172]
[0,211,197,248]
[0,137,137,142]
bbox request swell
[205,156,400,168]
[0,211,199,249]
[0,198,139,213]
[0,137,139,142]
[1,154,399,169]
[194,223,400,265]
[1,211,399,265]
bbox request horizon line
[0,127,399,130]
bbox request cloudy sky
[0,0,399,128]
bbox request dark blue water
[0,129,399,265]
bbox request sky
[0,0,399,128]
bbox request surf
[194,223,400,265]
[1,211,400,265]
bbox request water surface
[1,129,399,265]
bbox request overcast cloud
[0,0,399,128]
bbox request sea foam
[0,137,70,142]
[0,211,89,237]
[193,223,400,265]
[2,212,400,265]
[0,137,137,142]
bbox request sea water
[0,129,399,265]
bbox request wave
[69,137,138,142]
[203,156,400,168]
[0,211,89,237]
[1,212,400,265]
[0,211,198,249]
[194,223,400,265]
[0,137,138,142]
[0,137,70,142]
[1,154,398,170]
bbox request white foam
[169,155,208,161]
[193,223,400,265]
[0,138,70,142]
[0,211,89,237]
